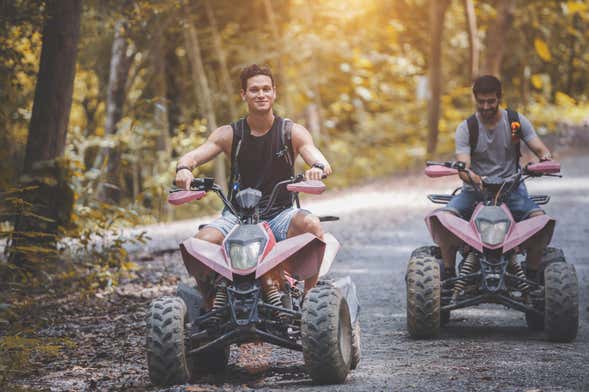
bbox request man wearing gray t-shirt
[446,75,552,220]
[440,75,553,275]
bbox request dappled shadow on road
[187,363,309,390]
[439,325,542,341]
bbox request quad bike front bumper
[441,268,543,316]
[185,276,361,356]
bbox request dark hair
[240,64,274,90]
[472,75,502,98]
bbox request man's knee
[528,210,545,218]
[289,211,323,238]
[195,227,225,244]
[303,214,323,237]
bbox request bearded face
[475,92,500,122]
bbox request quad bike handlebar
[168,174,327,218]
[425,160,562,206]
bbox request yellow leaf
[530,74,544,89]
[534,38,552,62]
[555,91,576,106]
[567,1,588,15]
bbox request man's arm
[291,123,332,180]
[175,125,233,189]
[456,152,483,186]
[525,136,552,161]
[454,121,482,186]
[518,113,551,161]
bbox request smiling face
[475,92,500,122]
[240,75,276,115]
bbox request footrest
[529,194,550,205]
[319,216,339,222]
[427,194,453,204]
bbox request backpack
[466,108,522,168]
[228,117,294,202]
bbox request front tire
[350,320,361,370]
[406,252,441,338]
[176,283,230,374]
[544,262,578,342]
[525,311,544,331]
[301,284,352,384]
[146,296,190,386]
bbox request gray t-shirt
[455,109,538,189]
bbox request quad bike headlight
[476,219,509,246]
[228,241,261,270]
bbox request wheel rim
[338,302,352,363]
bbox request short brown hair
[240,64,274,90]
[472,75,502,98]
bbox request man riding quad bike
[145,175,361,386]
[405,160,578,342]
[145,64,360,386]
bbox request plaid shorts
[205,207,309,241]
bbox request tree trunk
[565,13,580,95]
[10,0,82,270]
[463,0,479,81]
[153,27,170,155]
[481,0,515,76]
[302,3,324,142]
[204,0,238,121]
[184,20,227,191]
[427,0,451,156]
[263,0,294,116]
[94,19,133,204]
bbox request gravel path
[16,151,589,391]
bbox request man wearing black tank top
[174,64,332,289]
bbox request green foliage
[0,334,75,389]
[2,0,588,231]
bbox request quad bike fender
[503,215,555,253]
[180,237,233,281]
[256,232,328,280]
[425,210,483,252]
[333,276,360,324]
[318,233,341,277]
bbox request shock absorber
[453,251,478,300]
[211,283,228,321]
[263,283,290,321]
[508,255,530,293]
[264,285,283,308]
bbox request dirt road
[17,151,589,391]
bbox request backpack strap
[466,114,478,154]
[276,118,294,171]
[277,117,296,206]
[228,118,246,202]
[506,108,521,168]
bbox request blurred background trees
[1,0,588,276]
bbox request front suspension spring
[264,285,283,307]
[211,284,227,321]
[508,255,530,293]
[453,251,478,300]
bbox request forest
[0,0,588,388]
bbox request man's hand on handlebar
[305,163,332,181]
[175,168,194,190]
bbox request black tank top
[232,116,294,219]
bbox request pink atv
[146,175,360,386]
[406,160,578,342]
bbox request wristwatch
[175,165,193,173]
[311,162,325,171]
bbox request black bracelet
[176,165,193,173]
[312,162,325,171]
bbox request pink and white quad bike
[146,175,360,386]
[406,160,578,342]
